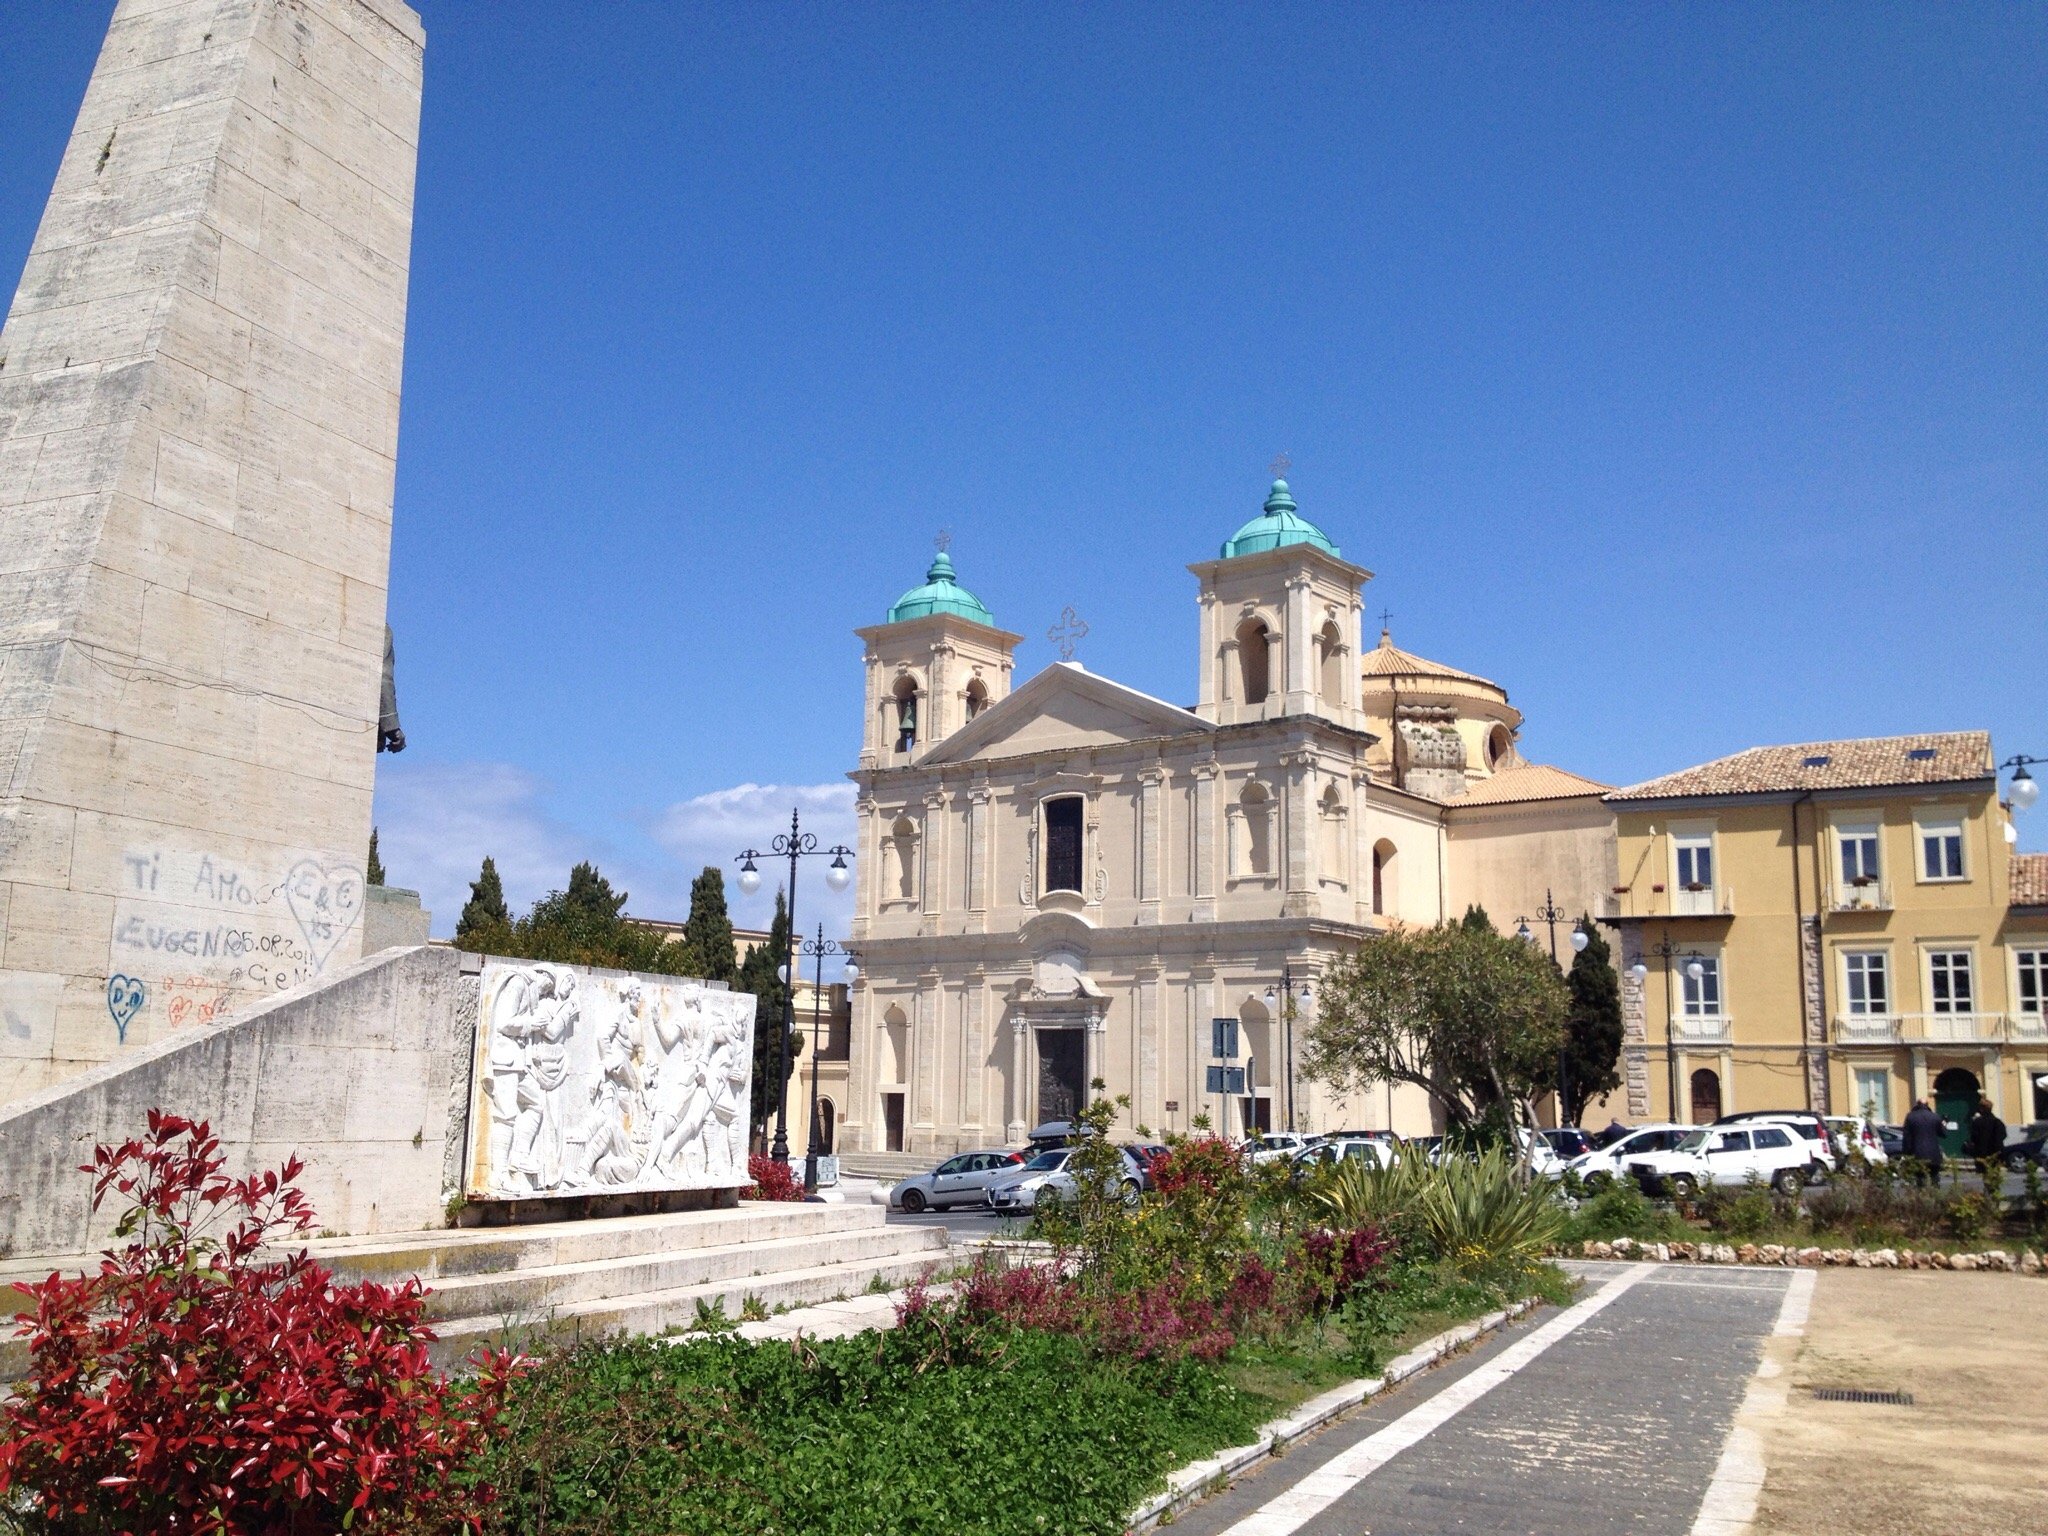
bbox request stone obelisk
[0,0,425,1103]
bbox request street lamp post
[735,809,855,1164]
[2000,755,2043,825]
[797,924,856,1195]
[1261,967,1314,1133]
[1515,889,1591,1127]
[1628,933,1708,1124]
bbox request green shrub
[1311,1148,1564,1276]
[1557,1179,1690,1245]
[1947,1190,1997,1246]
[472,1323,1266,1536]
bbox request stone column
[1009,1016,1033,1141]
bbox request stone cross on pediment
[1048,605,1089,663]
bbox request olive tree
[1302,922,1568,1152]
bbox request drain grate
[1812,1387,1913,1406]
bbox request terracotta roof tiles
[1450,762,1612,807]
[2014,852,2048,907]
[1607,732,1992,802]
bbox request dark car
[2002,1133,2048,1171]
[1540,1128,1597,1160]
[1875,1124,1905,1159]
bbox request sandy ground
[1750,1271,2048,1536]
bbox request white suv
[1565,1123,1691,1188]
[1626,1122,1819,1198]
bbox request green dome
[1220,479,1340,559]
[887,550,996,625]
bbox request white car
[1824,1115,1889,1165]
[985,1147,1143,1213]
[1566,1123,1691,1188]
[1245,1131,1316,1165]
[1292,1136,1398,1172]
[1626,1122,1821,1198]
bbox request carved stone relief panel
[464,959,757,1199]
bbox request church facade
[839,481,1616,1154]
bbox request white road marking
[1688,1267,1816,1536]
[1218,1263,1656,1536]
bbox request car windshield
[1023,1151,1067,1171]
[1677,1130,1708,1151]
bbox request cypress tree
[455,855,511,943]
[366,828,386,886]
[1459,904,1494,934]
[738,888,799,1138]
[1561,914,1624,1125]
[680,866,738,984]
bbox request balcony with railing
[1670,1013,1734,1046]
[1832,1012,2017,1046]
[1670,882,1735,918]
[1826,876,1893,914]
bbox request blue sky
[4,2,2043,935]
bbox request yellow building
[1604,732,2048,1146]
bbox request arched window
[964,678,988,721]
[1371,838,1398,917]
[1689,1068,1722,1125]
[1319,782,1346,886]
[1486,723,1513,769]
[1043,796,1084,895]
[1236,618,1271,705]
[1318,620,1343,706]
[890,815,919,901]
[892,677,920,753]
[1240,782,1273,877]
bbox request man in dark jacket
[1966,1096,2007,1169]
[1901,1099,1945,1183]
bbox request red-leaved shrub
[740,1151,806,1202]
[0,1111,515,1536]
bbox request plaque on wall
[464,959,757,1200]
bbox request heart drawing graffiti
[283,858,366,971]
[106,974,147,1042]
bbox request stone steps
[0,1201,952,1380]
[424,1244,951,1367]
[413,1222,947,1324]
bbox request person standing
[1901,1098,1945,1184]
[1966,1095,2008,1174]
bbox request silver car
[890,1149,1024,1213]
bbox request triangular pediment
[919,663,1210,767]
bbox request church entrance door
[1037,1029,1086,1124]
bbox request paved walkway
[1163,1261,1801,1536]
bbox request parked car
[1823,1115,1889,1165]
[986,1147,1145,1214]
[1243,1131,1315,1165]
[1122,1142,1172,1190]
[1292,1136,1399,1173]
[1712,1110,1836,1179]
[1565,1122,1690,1188]
[2001,1124,2048,1171]
[1541,1128,1598,1160]
[889,1149,1026,1213]
[1875,1123,1905,1159]
[1628,1122,1823,1198]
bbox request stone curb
[1562,1238,2046,1273]
[1122,1297,1542,1535]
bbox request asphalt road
[1162,1260,1798,1536]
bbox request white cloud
[371,760,604,937]
[372,765,858,942]
[650,781,858,938]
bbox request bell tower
[1189,480,1372,730]
[854,546,1021,768]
